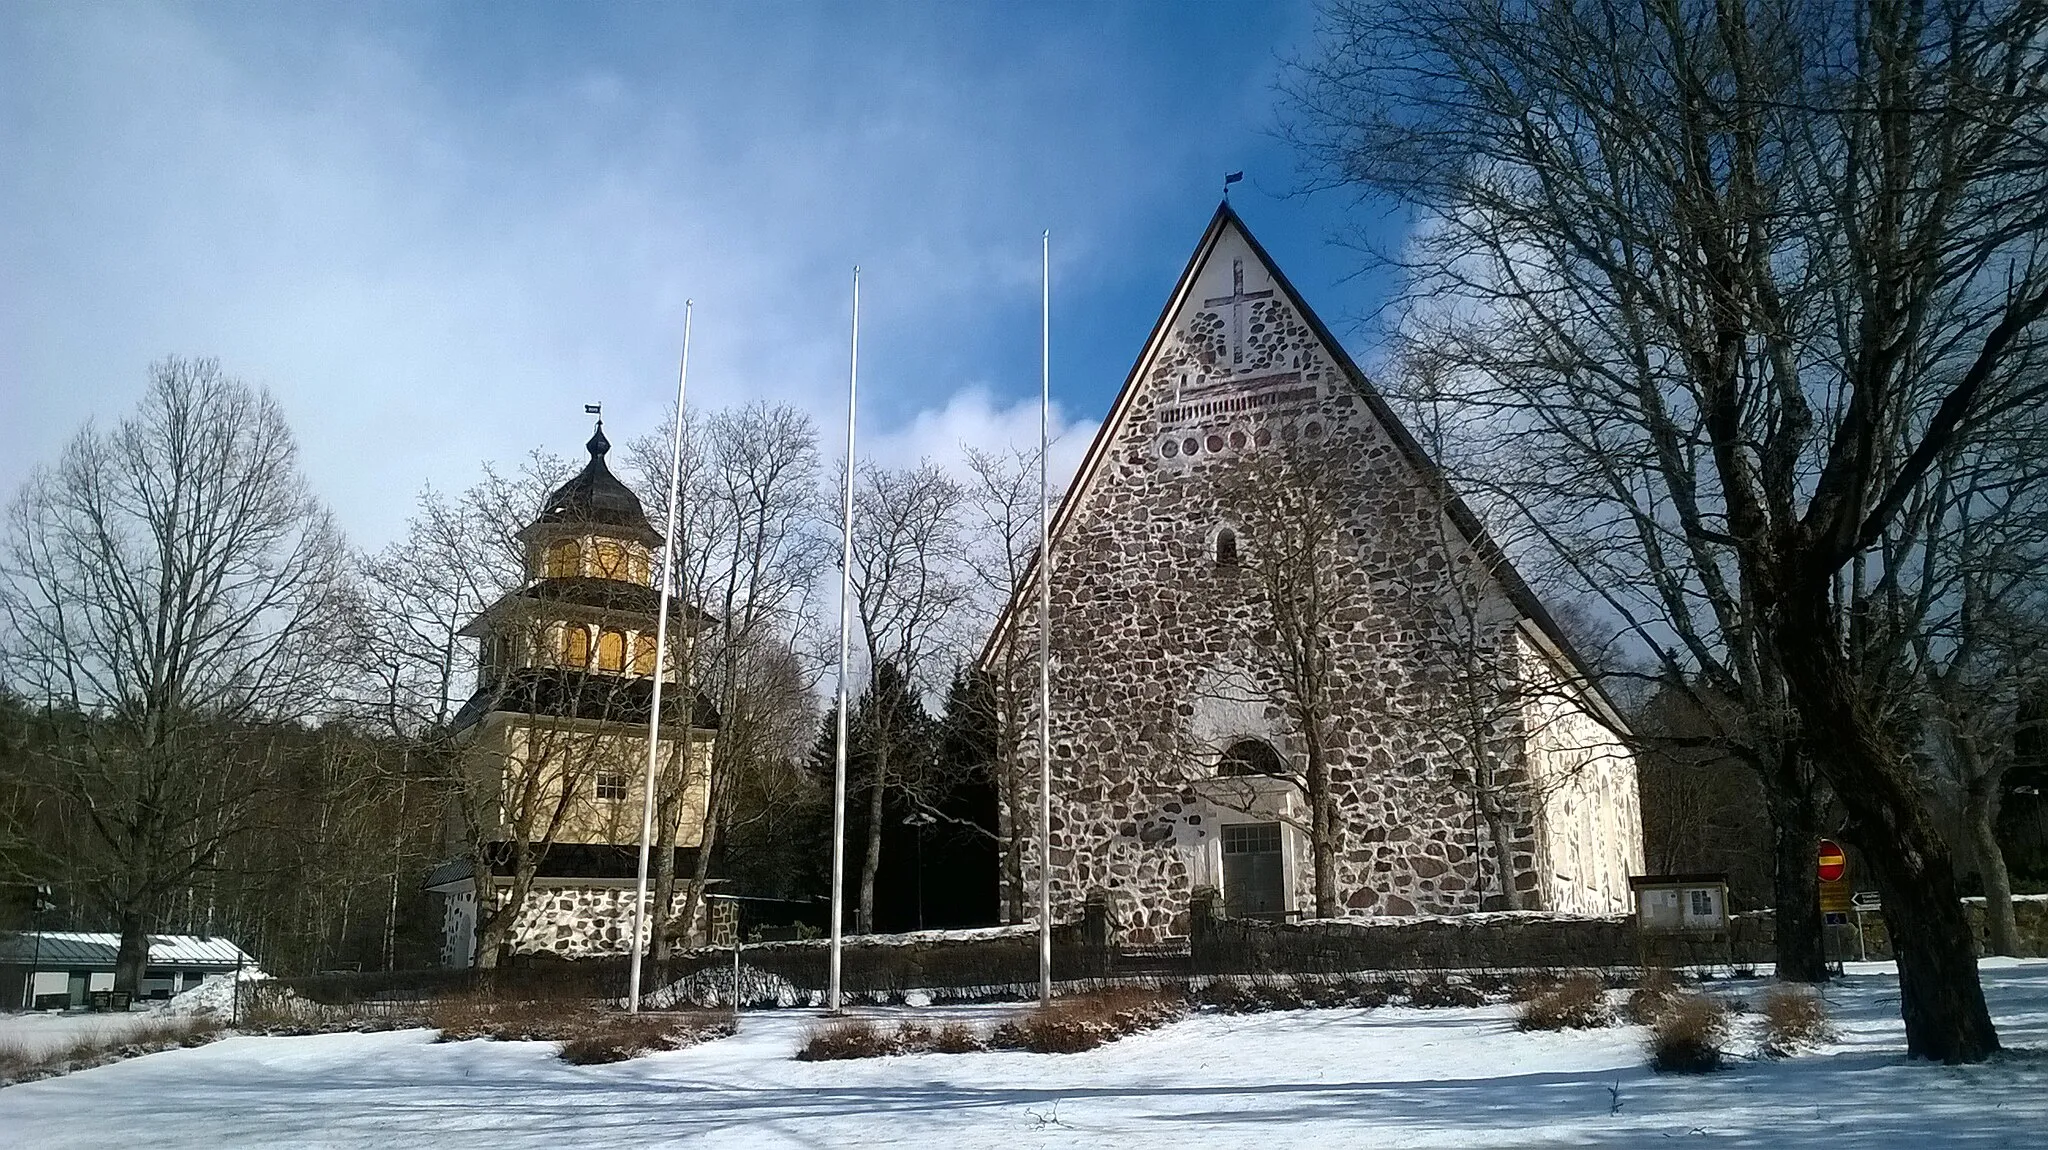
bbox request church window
[1304,421,1325,441]
[1254,427,1272,447]
[1215,527,1240,566]
[1228,430,1246,450]
[626,549,651,584]
[593,541,627,579]
[545,539,583,578]
[1161,439,1180,459]
[1182,437,1199,457]
[596,772,629,802]
[1206,434,1225,453]
[596,628,627,672]
[1218,739,1287,777]
[562,625,591,668]
[633,633,658,675]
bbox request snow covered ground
[1,958,2043,1148]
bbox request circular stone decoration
[1183,437,1200,456]
[1161,438,1179,458]
[1206,433,1225,453]
[1229,429,1247,449]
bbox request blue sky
[2,1,1405,546]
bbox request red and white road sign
[1817,839,1848,884]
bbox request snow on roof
[0,931,255,968]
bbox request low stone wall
[1190,911,1641,974]
[503,884,718,960]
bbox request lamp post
[903,810,937,932]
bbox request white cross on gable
[1203,258,1274,370]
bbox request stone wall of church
[998,227,1637,946]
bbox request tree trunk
[650,793,678,962]
[1765,766,1829,982]
[1779,587,1998,1062]
[857,760,887,934]
[1476,786,1520,911]
[1304,738,1338,918]
[114,909,150,996]
[1965,778,2021,958]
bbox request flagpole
[1037,231,1053,1010]
[629,300,692,1014]
[828,268,859,1014]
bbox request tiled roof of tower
[536,422,661,543]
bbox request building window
[593,541,627,580]
[562,625,591,668]
[1689,888,1717,918]
[626,549,651,585]
[596,628,627,673]
[1217,739,1287,777]
[596,772,629,802]
[545,539,582,578]
[1215,527,1240,566]
[633,633,658,675]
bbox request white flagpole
[1038,231,1053,1009]
[829,268,859,1013]
[629,300,692,1014]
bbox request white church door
[1221,822,1286,919]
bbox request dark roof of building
[534,422,662,544]
[0,931,256,969]
[449,667,722,733]
[425,844,709,889]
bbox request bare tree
[961,445,1051,922]
[0,357,351,991]
[628,403,826,956]
[1289,0,2048,1060]
[846,461,968,933]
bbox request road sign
[1817,839,1848,883]
[1825,911,1849,925]
[1851,890,1882,912]
[1820,878,1853,913]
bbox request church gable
[989,203,1642,941]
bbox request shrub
[797,1018,898,1061]
[1625,971,1683,1025]
[932,1022,984,1053]
[1650,994,1728,1073]
[1759,987,1828,1055]
[1516,973,1611,1031]
[1198,977,1260,1012]
[989,988,1186,1054]
[556,1013,727,1065]
[1405,976,1485,1009]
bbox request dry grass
[1650,993,1729,1073]
[1759,986,1829,1055]
[800,988,1186,1061]
[796,1018,899,1061]
[1625,970,1685,1025]
[1515,973,1611,1031]
[992,987,1186,1054]
[1405,975,1486,1009]
[0,1016,226,1085]
[418,996,729,1063]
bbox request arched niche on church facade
[1216,738,1288,778]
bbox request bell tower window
[633,633,658,675]
[593,541,627,580]
[562,625,591,669]
[596,628,627,673]
[545,539,583,579]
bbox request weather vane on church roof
[1224,170,1244,200]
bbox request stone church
[988,204,1643,944]
[427,421,720,966]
